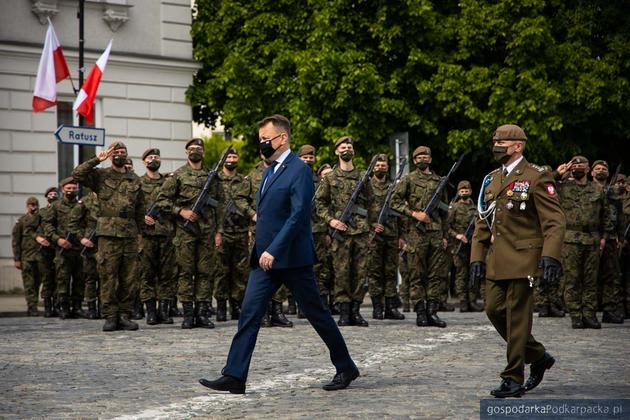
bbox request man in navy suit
[200,114,359,394]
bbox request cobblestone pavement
[0,310,628,419]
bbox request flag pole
[77,0,85,160]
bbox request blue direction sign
[54,125,105,146]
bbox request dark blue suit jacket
[250,151,317,269]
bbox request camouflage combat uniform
[447,197,478,307]
[12,210,43,313]
[35,202,57,308]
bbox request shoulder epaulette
[528,163,545,173]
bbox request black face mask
[459,194,471,200]
[65,191,78,201]
[29,207,38,214]
[146,160,161,171]
[259,141,277,159]
[415,161,429,170]
[224,162,237,171]
[340,151,354,162]
[594,172,608,181]
[304,160,315,167]
[188,151,203,163]
[47,196,58,204]
[112,156,127,168]
[492,146,511,164]
[374,169,387,179]
[571,169,586,180]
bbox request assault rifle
[146,202,166,225]
[224,199,245,226]
[369,157,407,242]
[454,213,477,258]
[183,146,232,233]
[330,155,379,241]
[59,232,79,256]
[604,163,622,199]
[80,229,97,256]
[415,153,466,232]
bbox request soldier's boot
[331,301,341,316]
[439,301,456,312]
[43,297,54,318]
[27,303,39,317]
[549,304,565,318]
[571,316,584,329]
[427,301,447,328]
[582,315,601,329]
[337,302,351,326]
[320,295,330,312]
[371,296,384,320]
[287,296,297,315]
[271,301,293,327]
[118,315,139,331]
[207,300,216,317]
[403,299,411,313]
[51,297,59,317]
[385,297,405,320]
[469,300,485,312]
[415,301,429,327]
[170,297,182,317]
[195,302,215,329]
[58,297,70,320]
[131,298,142,320]
[602,311,624,324]
[351,301,369,327]
[261,301,272,328]
[86,301,98,320]
[538,305,550,317]
[229,299,241,321]
[216,299,228,322]
[145,299,159,325]
[459,299,470,313]
[158,300,173,324]
[102,317,118,332]
[181,301,195,329]
[71,300,88,319]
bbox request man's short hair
[257,114,291,139]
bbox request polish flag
[73,40,112,124]
[32,19,70,112]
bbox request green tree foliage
[201,133,254,174]
[188,0,630,183]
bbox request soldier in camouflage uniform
[621,179,630,318]
[366,155,405,320]
[247,157,293,327]
[42,177,85,320]
[214,148,254,322]
[138,148,177,325]
[315,136,375,327]
[72,142,144,332]
[12,197,42,316]
[35,187,59,317]
[447,181,484,312]
[391,146,449,328]
[591,160,625,324]
[68,191,100,319]
[554,156,613,328]
[156,138,223,329]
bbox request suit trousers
[222,265,356,381]
[485,278,546,384]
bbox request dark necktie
[262,161,278,193]
[501,167,508,183]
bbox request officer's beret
[26,196,39,205]
[571,155,589,165]
[317,163,332,176]
[457,180,471,190]
[60,177,76,187]
[334,136,353,149]
[492,124,527,141]
[44,187,58,196]
[592,160,608,169]
[142,148,160,160]
[298,144,316,156]
[186,138,204,149]
[413,146,431,158]
[110,141,127,151]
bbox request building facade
[0,0,198,289]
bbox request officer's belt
[99,209,134,219]
[566,225,598,233]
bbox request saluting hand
[97,144,115,162]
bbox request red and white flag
[32,18,70,112]
[73,40,112,124]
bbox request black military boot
[58,297,70,320]
[427,300,447,328]
[51,297,59,317]
[195,302,215,329]
[71,300,88,319]
[261,301,272,327]
[158,300,174,324]
[216,299,228,322]
[549,304,565,318]
[86,301,98,319]
[571,315,584,329]
[287,296,297,315]
[102,317,118,332]
[385,297,405,320]
[538,305,550,317]
[602,311,624,324]
[320,295,330,312]
[439,301,456,312]
[170,297,182,317]
[181,301,195,329]
[415,301,429,327]
[337,302,351,326]
[582,315,601,329]
[229,299,241,321]
[331,299,341,315]
[469,300,485,312]
[207,300,216,317]
[271,301,293,327]
[131,298,143,320]
[43,297,54,318]
[459,300,470,313]
[118,315,139,331]
[371,296,384,320]
[351,301,369,327]
[145,299,158,325]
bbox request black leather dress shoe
[199,375,246,394]
[490,378,524,398]
[322,368,360,391]
[524,352,555,392]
